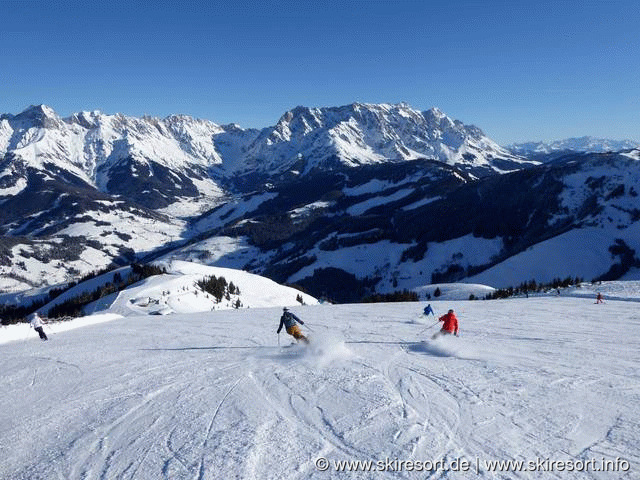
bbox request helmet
[448,309,454,313]
[283,307,289,311]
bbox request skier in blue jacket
[423,304,434,316]
[277,307,309,344]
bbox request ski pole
[277,332,281,347]
[419,320,440,336]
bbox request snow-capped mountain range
[1,102,640,299]
[235,103,532,177]
[0,105,229,212]
[0,103,530,208]
[507,136,640,158]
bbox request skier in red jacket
[433,309,459,339]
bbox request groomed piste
[1,273,639,479]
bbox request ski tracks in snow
[2,299,639,479]
[194,376,243,480]
[70,383,179,480]
[245,364,370,479]
[355,342,496,477]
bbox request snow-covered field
[1,283,639,479]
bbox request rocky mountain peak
[13,104,63,129]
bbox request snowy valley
[1,103,640,301]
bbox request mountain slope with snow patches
[89,260,319,316]
[236,103,533,179]
[169,150,640,298]
[2,104,639,300]
[0,103,531,207]
[0,105,230,212]
[0,102,529,294]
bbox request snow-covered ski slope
[1,297,639,479]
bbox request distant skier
[596,292,604,304]
[432,309,459,339]
[29,312,48,341]
[277,307,309,344]
[423,304,434,316]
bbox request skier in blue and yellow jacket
[277,307,309,344]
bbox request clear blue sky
[2,0,638,144]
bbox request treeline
[363,290,419,303]
[0,301,48,325]
[0,263,167,325]
[46,264,167,318]
[485,276,583,300]
[196,275,241,307]
[1,264,123,324]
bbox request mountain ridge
[2,103,640,299]
[1,102,531,186]
[507,136,640,158]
